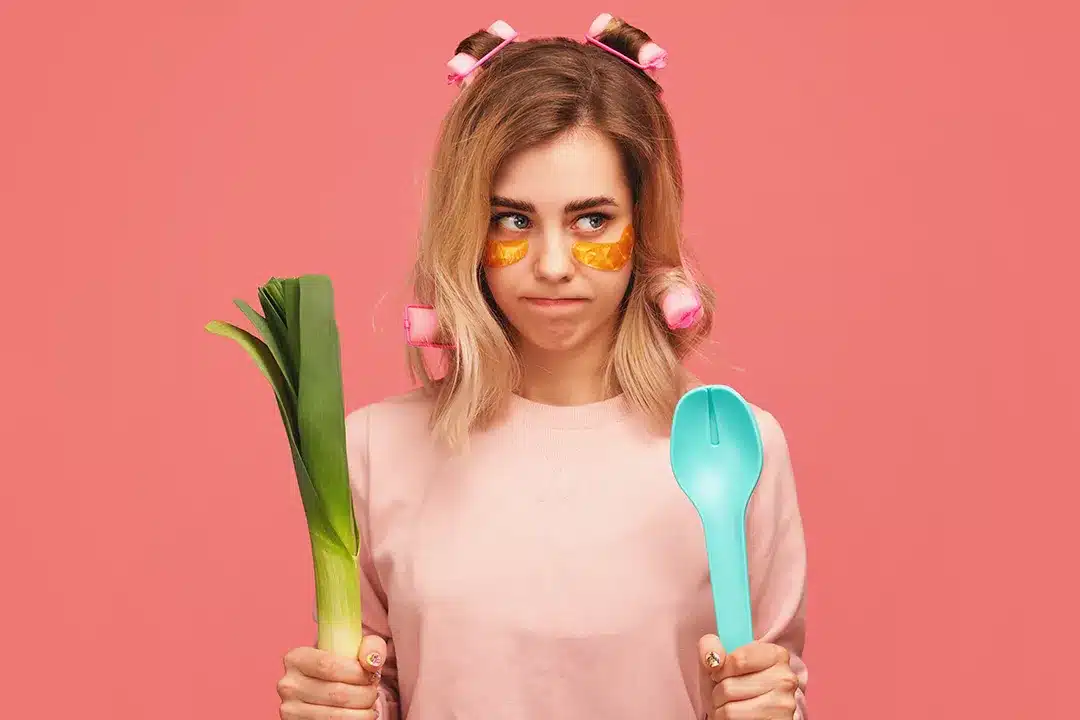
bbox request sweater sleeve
[345,405,401,719]
[745,409,810,719]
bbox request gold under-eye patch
[483,238,529,267]
[571,224,634,271]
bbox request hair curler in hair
[584,13,668,75]
[404,304,453,348]
[446,20,518,88]
[660,282,703,330]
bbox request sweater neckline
[506,392,630,430]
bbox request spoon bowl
[670,385,763,651]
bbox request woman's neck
[515,329,619,406]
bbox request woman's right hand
[277,634,388,719]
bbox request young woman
[276,14,808,720]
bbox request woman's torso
[358,391,715,719]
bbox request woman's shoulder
[348,386,434,419]
[345,387,436,457]
[749,403,789,457]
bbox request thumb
[698,634,726,674]
[357,634,388,684]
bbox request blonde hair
[408,16,716,448]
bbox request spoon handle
[702,511,755,651]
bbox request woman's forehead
[492,130,630,208]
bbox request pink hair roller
[404,304,453,349]
[637,42,668,69]
[486,19,517,40]
[587,13,613,37]
[661,284,702,330]
[446,53,476,79]
[584,13,668,73]
[446,20,519,87]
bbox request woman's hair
[408,15,716,448]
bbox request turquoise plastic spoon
[670,385,764,651]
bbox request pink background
[2,1,1077,717]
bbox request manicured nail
[366,652,383,668]
[705,651,722,668]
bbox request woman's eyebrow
[489,196,619,213]
[564,196,618,213]
[490,196,535,212]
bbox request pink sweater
[346,389,808,719]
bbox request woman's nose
[534,231,574,281]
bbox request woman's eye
[494,213,530,231]
[573,213,609,232]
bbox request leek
[206,275,362,657]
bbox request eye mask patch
[483,224,635,271]
[482,237,529,268]
[571,224,634,271]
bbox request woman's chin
[517,321,610,355]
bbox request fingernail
[366,652,383,668]
[705,651,722,668]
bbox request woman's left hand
[698,634,800,719]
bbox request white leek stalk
[206,275,362,656]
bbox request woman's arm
[746,409,810,719]
[346,405,401,719]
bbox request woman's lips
[523,297,589,309]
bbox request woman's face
[483,128,634,355]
